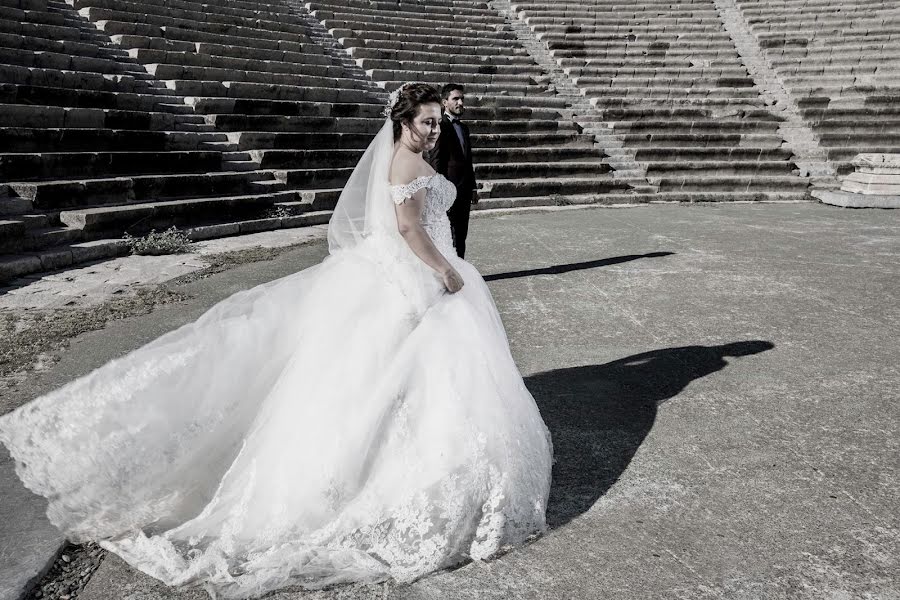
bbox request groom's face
[443,90,465,117]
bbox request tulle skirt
[0,236,553,599]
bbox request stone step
[587,106,780,121]
[0,223,84,254]
[188,96,384,118]
[552,48,741,61]
[0,103,179,130]
[475,161,612,178]
[97,21,318,56]
[284,187,342,211]
[356,57,544,77]
[823,145,900,162]
[0,0,49,9]
[471,146,604,164]
[653,175,809,192]
[73,0,304,28]
[606,119,782,134]
[77,6,315,45]
[204,113,382,134]
[574,75,755,89]
[1,82,185,112]
[148,63,366,91]
[565,66,750,79]
[819,132,900,146]
[0,15,105,44]
[537,30,734,43]
[312,9,505,33]
[632,146,793,161]
[644,160,797,176]
[311,0,498,19]
[0,4,67,27]
[479,175,630,199]
[0,127,216,152]
[619,133,785,148]
[0,65,153,94]
[557,56,748,70]
[0,150,223,181]
[0,30,107,58]
[341,36,530,59]
[228,131,374,151]
[272,167,355,188]
[811,119,900,133]
[0,44,129,74]
[249,148,364,169]
[321,19,515,43]
[348,46,536,66]
[365,69,546,90]
[466,119,577,133]
[546,37,739,51]
[128,48,341,77]
[113,35,332,66]
[515,9,722,21]
[474,189,811,209]
[166,79,374,103]
[58,192,290,233]
[7,170,271,208]
[386,91,567,110]
[470,132,593,148]
[582,86,761,99]
[589,96,767,108]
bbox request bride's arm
[395,191,464,293]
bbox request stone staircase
[2,0,897,282]
[0,0,383,281]
[510,0,813,202]
[735,0,900,175]
[305,0,639,209]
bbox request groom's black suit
[428,113,476,259]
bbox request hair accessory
[383,82,418,118]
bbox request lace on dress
[389,174,435,205]
[388,174,457,257]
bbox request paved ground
[2,203,898,599]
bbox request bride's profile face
[403,102,441,152]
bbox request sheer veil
[327,118,444,315]
[327,119,398,253]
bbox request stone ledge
[812,189,900,209]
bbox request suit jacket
[427,114,476,205]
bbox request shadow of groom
[524,340,774,528]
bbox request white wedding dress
[0,121,553,599]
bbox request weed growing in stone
[124,227,194,256]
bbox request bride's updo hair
[389,83,441,141]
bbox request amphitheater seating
[0,0,383,278]
[735,0,900,175]
[1,0,896,282]
[511,0,811,201]
[306,0,635,208]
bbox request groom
[428,83,477,259]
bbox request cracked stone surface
[1,204,897,600]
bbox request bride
[0,83,553,599]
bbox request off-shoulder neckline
[388,173,438,190]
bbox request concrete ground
[1,203,898,599]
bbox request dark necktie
[452,120,467,156]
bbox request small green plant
[124,226,194,256]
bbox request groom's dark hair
[441,83,465,100]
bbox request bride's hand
[441,266,464,293]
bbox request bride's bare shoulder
[390,148,436,186]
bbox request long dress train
[0,123,553,599]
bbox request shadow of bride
[524,340,774,528]
[483,252,674,282]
